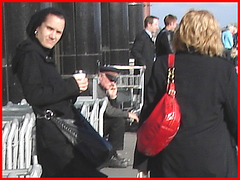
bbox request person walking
[12,7,107,177]
[134,10,237,177]
[155,14,177,56]
[131,16,159,87]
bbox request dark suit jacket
[131,30,156,86]
[134,52,237,177]
[155,28,174,56]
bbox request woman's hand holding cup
[73,70,88,93]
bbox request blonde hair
[173,9,224,57]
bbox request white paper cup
[73,70,86,79]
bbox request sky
[150,3,238,29]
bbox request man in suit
[131,16,159,88]
[155,14,177,56]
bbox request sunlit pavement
[100,132,138,178]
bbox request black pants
[103,117,125,152]
[36,118,107,177]
[223,48,232,61]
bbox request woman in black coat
[134,10,237,177]
[12,7,106,177]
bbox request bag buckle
[45,110,54,120]
[168,89,176,96]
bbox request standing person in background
[155,14,177,56]
[232,24,238,49]
[221,24,236,60]
[134,9,237,177]
[12,7,107,177]
[131,16,159,88]
[231,23,238,72]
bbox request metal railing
[2,101,42,177]
[110,65,145,113]
[2,97,108,177]
[74,97,108,137]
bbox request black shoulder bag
[43,106,112,168]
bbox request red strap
[168,54,175,68]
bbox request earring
[34,30,38,35]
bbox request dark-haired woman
[12,7,106,177]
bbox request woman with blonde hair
[133,10,237,177]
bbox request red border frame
[1,1,238,179]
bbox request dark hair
[26,7,66,40]
[164,14,177,26]
[144,16,159,28]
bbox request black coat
[12,38,107,177]
[134,52,237,177]
[155,28,174,56]
[131,30,156,86]
[12,39,80,118]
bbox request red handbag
[137,54,181,156]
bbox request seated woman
[12,7,106,177]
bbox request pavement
[100,132,138,178]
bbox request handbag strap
[167,54,176,96]
[168,54,175,68]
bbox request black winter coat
[12,38,107,177]
[134,52,237,177]
[131,30,156,86]
[155,28,174,56]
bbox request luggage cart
[110,65,145,113]
[74,97,108,137]
[2,101,42,177]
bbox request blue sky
[150,3,238,28]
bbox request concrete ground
[100,132,138,178]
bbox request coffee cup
[73,70,86,79]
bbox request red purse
[137,54,181,156]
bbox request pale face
[170,20,178,31]
[35,14,65,49]
[99,72,117,90]
[149,18,159,33]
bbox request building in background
[3,2,152,105]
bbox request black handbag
[44,107,112,167]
